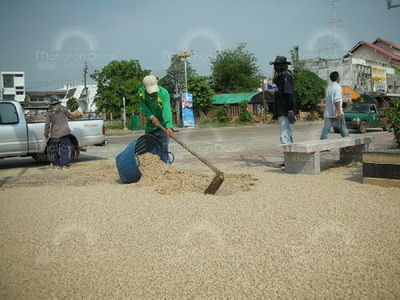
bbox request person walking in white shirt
[320,71,350,139]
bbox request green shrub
[240,111,252,122]
[309,112,319,121]
[199,116,214,125]
[67,97,80,112]
[216,105,231,123]
[238,101,248,111]
[238,101,252,122]
[105,118,132,130]
[386,98,400,148]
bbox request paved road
[0,122,394,170]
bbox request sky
[0,0,399,91]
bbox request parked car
[0,100,106,161]
[334,102,390,134]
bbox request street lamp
[179,49,195,93]
[116,89,127,130]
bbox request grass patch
[105,119,133,130]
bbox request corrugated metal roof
[212,92,260,105]
[347,41,400,61]
[373,38,400,51]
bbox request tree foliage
[386,98,400,148]
[187,76,214,115]
[66,97,79,112]
[90,60,150,115]
[239,101,252,122]
[290,45,306,70]
[210,43,261,93]
[290,45,326,112]
[215,105,231,123]
[293,69,326,112]
[159,54,197,95]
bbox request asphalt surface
[0,121,395,170]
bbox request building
[23,91,67,120]
[303,38,400,96]
[26,91,67,103]
[60,83,98,112]
[0,71,26,102]
[209,91,274,121]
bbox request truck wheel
[383,120,391,131]
[359,121,367,134]
[68,139,79,161]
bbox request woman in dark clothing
[44,96,76,170]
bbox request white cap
[143,75,159,94]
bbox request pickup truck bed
[0,100,106,160]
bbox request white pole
[122,95,126,130]
[184,59,188,94]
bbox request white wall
[61,84,98,112]
[1,72,25,102]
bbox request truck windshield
[344,105,369,113]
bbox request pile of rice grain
[136,153,257,195]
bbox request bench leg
[339,144,368,164]
[284,152,320,175]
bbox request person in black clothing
[270,56,297,145]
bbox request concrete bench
[279,136,374,175]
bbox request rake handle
[158,125,222,175]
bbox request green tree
[215,104,231,123]
[210,43,261,93]
[90,60,150,116]
[293,69,326,112]
[289,45,326,112]
[239,101,252,122]
[66,97,79,112]
[290,45,306,70]
[386,98,400,148]
[187,76,214,117]
[159,54,197,95]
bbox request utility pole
[83,61,89,112]
[262,77,266,123]
[117,89,127,130]
[179,49,195,93]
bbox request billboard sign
[181,93,195,127]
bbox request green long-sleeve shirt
[137,85,173,132]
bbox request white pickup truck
[0,100,106,161]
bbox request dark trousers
[147,129,169,163]
[48,136,70,166]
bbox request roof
[212,92,261,105]
[342,86,360,100]
[26,91,66,97]
[373,38,400,51]
[346,41,400,61]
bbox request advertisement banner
[181,93,195,127]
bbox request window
[0,103,19,124]
[16,91,24,95]
[2,74,14,88]
[16,86,24,90]
[14,74,23,77]
[65,88,76,99]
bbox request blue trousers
[278,116,293,144]
[48,136,70,166]
[147,129,170,163]
[320,118,350,140]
